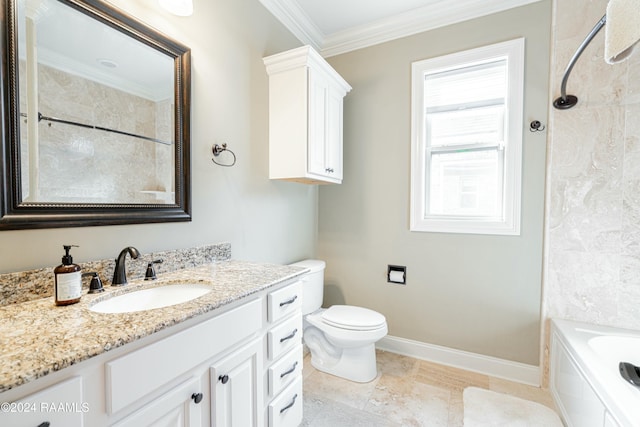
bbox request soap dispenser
[54,245,82,306]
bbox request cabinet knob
[191,392,203,404]
[219,374,229,384]
[325,167,334,173]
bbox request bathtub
[551,319,640,427]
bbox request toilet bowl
[291,259,388,383]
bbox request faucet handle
[144,259,163,280]
[83,272,104,293]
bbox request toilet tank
[289,259,325,315]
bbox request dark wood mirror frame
[0,0,191,230]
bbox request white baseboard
[376,335,541,387]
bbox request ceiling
[259,0,542,57]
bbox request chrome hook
[529,120,545,132]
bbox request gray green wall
[0,0,313,274]
[319,1,552,365]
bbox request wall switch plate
[387,265,406,285]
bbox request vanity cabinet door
[0,376,83,427]
[112,377,203,427]
[210,338,263,427]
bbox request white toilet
[291,259,388,383]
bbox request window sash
[424,145,505,220]
[426,105,505,149]
[424,60,507,111]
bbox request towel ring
[211,143,236,167]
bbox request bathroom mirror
[0,0,191,230]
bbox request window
[410,38,524,235]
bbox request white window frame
[410,38,524,235]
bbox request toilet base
[310,343,378,383]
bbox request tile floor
[300,350,558,426]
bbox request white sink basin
[90,284,212,314]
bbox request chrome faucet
[112,246,140,286]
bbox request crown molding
[260,0,542,58]
[258,0,324,51]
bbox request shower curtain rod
[553,14,607,110]
[20,112,172,145]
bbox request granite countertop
[0,260,306,394]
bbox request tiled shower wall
[543,0,640,368]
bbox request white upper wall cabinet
[264,46,352,184]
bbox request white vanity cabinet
[264,45,351,185]
[0,277,304,427]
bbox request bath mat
[463,387,563,427]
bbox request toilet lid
[321,305,386,331]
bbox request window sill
[410,218,520,236]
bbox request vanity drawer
[267,281,302,324]
[267,315,302,361]
[268,377,302,427]
[106,298,262,414]
[268,345,303,399]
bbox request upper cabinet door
[326,85,345,181]
[307,68,330,178]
